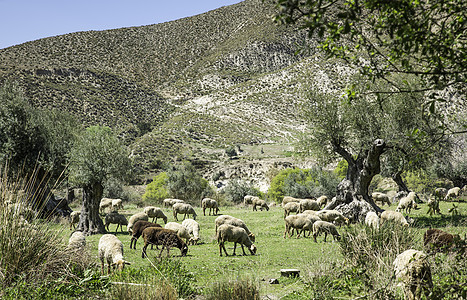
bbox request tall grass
[204,277,260,300]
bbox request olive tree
[68,126,130,235]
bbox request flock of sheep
[65,185,465,299]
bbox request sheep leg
[232,242,237,255]
[313,233,317,243]
[240,244,247,255]
[324,232,328,242]
[203,208,206,216]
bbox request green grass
[64,199,467,298]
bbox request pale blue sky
[0,0,243,49]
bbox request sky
[0,0,243,50]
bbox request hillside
[0,0,349,187]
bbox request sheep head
[248,233,256,242]
[181,244,188,256]
[112,259,131,271]
[249,244,257,255]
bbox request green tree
[142,172,169,204]
[166,161,212,204]
[68,126,131,234]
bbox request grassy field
[62,199,467,299]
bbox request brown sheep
[423,228,459,252]
[141,227,188,258]
[130,220,162,249]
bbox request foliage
[222,179,261,204]
[204,277,259,300]
[403,170,434,195]
[268,167,340,202]
[166,161,213,203]
[142,172,169,204]
[225,146,237,158]
[333,159,348,180]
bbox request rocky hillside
[0,0,352,188]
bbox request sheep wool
[127,212,149,234]
[181,219,200,245]
[393,249,432,300]
[143,206,167,224]
[215,215,255,242]
[217,224,256,256]
[312,220,340,242]
[98,234,130,274]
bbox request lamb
[371,192,391,206]
[316,195,328,208]
[252,198,269,211]
[426,197,441,216]
[299,199,320,212]
[217,224,257,256]
[127,212,149,234]
[445,187,461,201]
[66,231,86,251]
[99,198,114,214]
[98,234,131,274]
[172,203,197,220]
[283,202,300,218]
[423,228,459,252]
[201,198,220,216]
[165,222,192,244]
[364,211,380,230]
[281,196,300,207]
[69,210,80,230]
[396,192,418,214]
[181,218,200,245]
[104,212,128,233]
[215,215,255,242]
[315,209,349,226]
[143,206,167,224]
[141,227,188,258]
[130,220,162,249]
[111,199,124,211]
[433,187,447,201]
[312,220,341,242]
[380,210,409,227]
[393,249,432,300]
[284,213,321,238]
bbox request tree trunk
[77,181,106,235]
[392,171,410,193]
[325,139,387,222]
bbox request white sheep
[163,198,184,208]
[380,210,409,227]
[393,249,432,300]
[181,218,200,245]
[281,196,300,207]
[243,195,256,206]
[252,198,269,211]
[396,192,418,214]
[316,195,328,208]
[66,231,86,251]
[98,234,130,274]
[284,213,320,238]
[111,199,124,211]
[201,198,220,216]
[312,220,340,242]
[215,215,255,242]
[364,211,380,230]
[69,210,80,230]
[283,202,300,218]
[217,224,257,256]
[172,203,197,220]
[99,198,114,214]
[371,192,391,206]
[143,206,167,224]
[127,212,149,234]
[299,199,320,212]
[104,212,128,233]
[445,187,461,201]
[164,222,192,244]
[316,209,349,226]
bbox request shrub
[333,159,348,180]
[222,179,260,204]
[142,172,169,204]
[204,277,259,300]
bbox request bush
[222,180,260,204]
[204,277,259,300]
[142,172,169,204]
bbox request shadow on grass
[413,214,467,228]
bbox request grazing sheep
[397,192,418,214]
[69,210,80,230]
[215,215,255,242]
[365,211,380,230]
[315,210,349,226]
[299,199,320,212]
[66,231,86,251]
[372,192,391,206]
[252,198,269,211]
[423,228,459,252]
[426,198,441,216]
[165,222,192,244]
[130,220,162,249]
[433,188,447,201]
[141,227,188,258]
[163,198,184,208]
[104,212,128,233]
[380,210,409,227]
[312,220,341,242]
[127,212,149,234]
[243,195,256,206]
[172,203,197,221]
[201,198,220,216]
[99,198,113,214]
[282,196,300,207]
[283,202,300,218]
[316,195,328,208]
[284,213,320,238]
[217,224,257,256]
[393,249,432,300]
[98,234,130,274]
[111,199,124,211]
[181,218,200,245]
[143,206,167,224]
[445,187,461,201]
